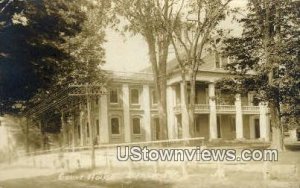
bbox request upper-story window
[111,117,120,135]
[96,119,99,135]
[130,88,140,104]
[87,122,90,137]
[151,90,158,105]
[132,117,141,134]
[215,51,229,68]
[110,88,119,104]
[215,51,221,68]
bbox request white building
[66,54,274,146]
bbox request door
[217,116,221,138]
[254,119,260,138]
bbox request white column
[180,82,190,138]
[209,83,217,140]
[122,84,131,142]
[167,85,175,139]
[235,94,244,139]
[259,102,270,142]
[249,116,255,139]
[99,95,109,144]
[142,85,151,141]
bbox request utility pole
[69,84,107,169]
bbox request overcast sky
[102,0,247,72]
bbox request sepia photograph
[0,0,299,187]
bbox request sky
[102,0,248,72]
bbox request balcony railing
[173,105,260,114]
[195,104,209,113]
[216,105,236,113]
[242,106,260,114]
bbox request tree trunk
[263,0,284,151]
[146,35,169,140]
[188,73,196,138]
[180,70,190,138]
[87,96,95,169]
[269,102,285,151]
[158,57,168,140]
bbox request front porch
[167,81,270,142]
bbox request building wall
[194,114,209,140]
[218,115,235,140]
[72,73,271,145]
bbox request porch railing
[174,105,260,114]
[242,106,260,114]
[216,105,236,113]
[195,104,209,113]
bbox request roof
[140,52,219,74]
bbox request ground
[0,145,300,188]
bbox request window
[230,117,236,132]
[96,119,99,135]
[217,116,221,138]
[195,116,201,132]
[111,117,120,134]
[254,119,260,138]
[215,51,221,68]
[131,89,140,104]
[132,117,141,134]
[110,89,118,103]
[151,90,158,104]
[175,86,181,105]
[87,122,90,137]
[78,125,81,139]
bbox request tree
[0,0,109,115]
[114,0,183,139]
[170,0,232,138]
[218,0,299,150]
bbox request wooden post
[39,120,44,150]
[86,86,95,169]
[72,114,76,152]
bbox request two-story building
[68,54,271,146]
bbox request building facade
[65,56,273,147]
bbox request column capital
[235,94,241,101]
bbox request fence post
[181,161,188,176]
[263,161,270,180]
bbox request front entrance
[217,116,221,138]
[254,118,260,138]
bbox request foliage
[217,0,299,128]
[113,0,179,139]
[0,0,110,114]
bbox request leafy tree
[0,0,109,115]
[170,0,232,138]
[114,0,181,139]
[218,0,299,150]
